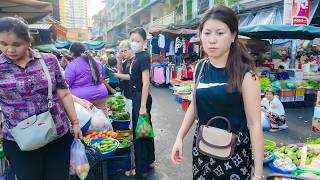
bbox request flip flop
[125,169,136,178]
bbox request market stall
[240,24,320,108]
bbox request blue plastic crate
[112,120,130,130]
[174,95,182,104]
[107,152,131,176]
[91,138,119,160]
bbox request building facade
[59,0,89,40]
[97,0,319,47]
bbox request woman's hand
[139,106,147,115]
[72,123,83,139]
[113,73,120,79]
[171,138,183,165]
[79,99,93,110]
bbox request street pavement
[110,87,320,180]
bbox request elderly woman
[261,88,287,132]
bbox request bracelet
[253,174,265,179]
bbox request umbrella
[239,25,320,40]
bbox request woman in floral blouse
[0,17,82,180]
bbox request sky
[87,0,105,18]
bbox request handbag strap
[193,59,207,119]
[2,55,53,130]
[39,55,53,108]
[193,59,247,136]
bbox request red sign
[292,0,310,25]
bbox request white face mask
[131,42,142,53]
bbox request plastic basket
[264,139,276,151]
[91,138,119,160]
[81,118,91,135]
[278,90,296,97]
[85,160,108,180]
[107,152,131,176]
[174,95,182,104]
[112,120,130,131]
[182,99,190,111]
[266,173,308,180]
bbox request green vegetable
[114,112,130,120]
[259,78,272,89]
[119,139,131,148]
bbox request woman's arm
[242,73,264,178]
[57,89,82,139]
[139,69,150,115]
[72,95,93,110]
[64,64,76,87]
[114,73,130,80]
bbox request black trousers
[3,132,73,180]
[132,92,155,176]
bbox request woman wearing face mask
[125,28,155,178]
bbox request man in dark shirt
[275,65,290,80]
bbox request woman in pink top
[65,42,108,110]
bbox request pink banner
[292,0,310,25]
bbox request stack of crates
[278,90,296,102]
[295,88,305,102]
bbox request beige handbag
[193,60,245,160]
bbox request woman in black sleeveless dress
[171,6,265,180]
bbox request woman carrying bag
[171,6,264,179]
[124,28,155,178]
[0,17,82,180]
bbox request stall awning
[0,0,52,23]
[55,40,72,49]
[239,25,320,40]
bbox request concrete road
[110,87,319,180]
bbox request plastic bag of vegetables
[135,114,154,139]
[70,139,90,180]
[89,107,113,132]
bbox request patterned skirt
[192,126,253,180]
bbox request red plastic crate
[182,99,190,111]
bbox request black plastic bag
[81,139,101,167]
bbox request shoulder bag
[193,60,246,160]
[3,56,58,151]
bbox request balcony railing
[152,11,175,26]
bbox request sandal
[149,162,156,169]
[125,169,136,177]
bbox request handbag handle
[206,116,232,132]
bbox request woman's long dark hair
[199,5,256,92]
[70,42,101,85]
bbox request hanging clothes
[175,37,182,53]
[182,38,186,54]
[158,34,165,49]
[185,39,190,54]
[166,65,170,84]
[153,67,165,84]
[168,40,175,56]
[151,37,160,55]
[164,37,170,53]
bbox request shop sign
[292,0,310,25]
[283,0,292,24]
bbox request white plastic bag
[89,107,113,132]
[261,112,271,130]
[70,139,90,180]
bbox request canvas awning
[0,0,53,23]
[239,25,320,40]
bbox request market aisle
[110,87,194,180]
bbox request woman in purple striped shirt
[0,17,82,180]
